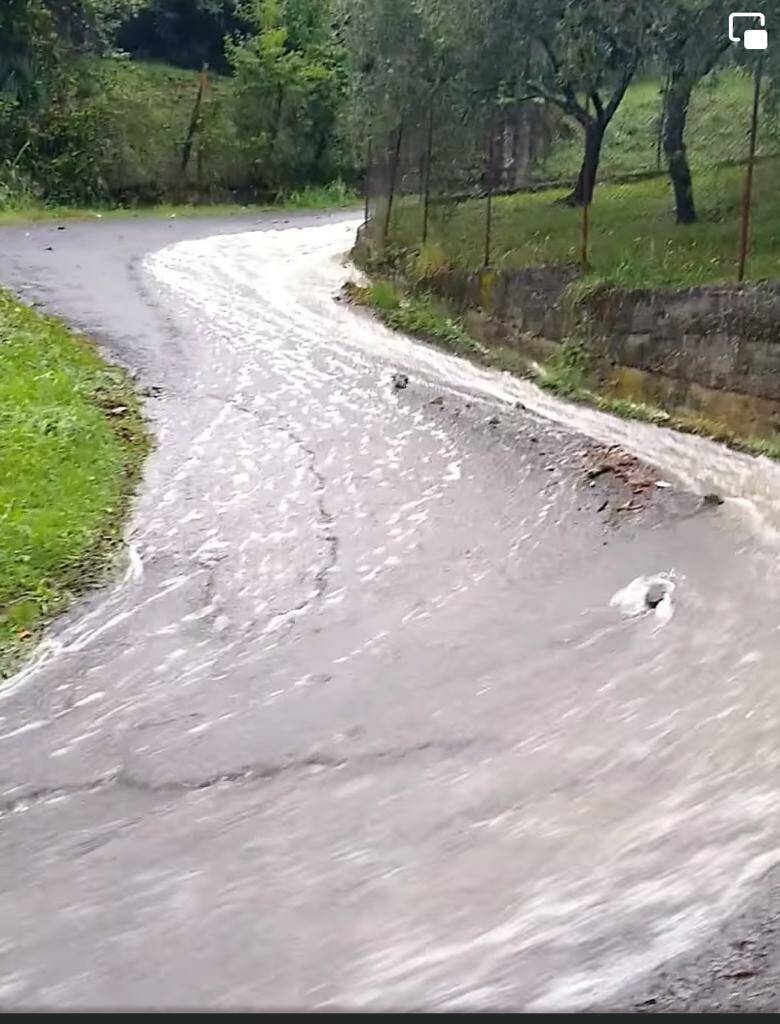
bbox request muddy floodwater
[1,213,780,1010]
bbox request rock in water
[392,372,409,390]
[645,582,667,609]
[702,492,724,507]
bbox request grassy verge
[349,277,780,461]
[0,180,360,227]
[541,69,779,182]
[388,156,780,289]
[0,291,149,678]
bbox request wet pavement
[2,212,780,1009]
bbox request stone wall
[415,265,780,437]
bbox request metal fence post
[581,101,592,271]
[364,137,372,229]
[484,107,495,268]
[383,123,404,244]
[737,54,764,283]
[422,107,434,246]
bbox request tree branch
[524,79,589,125]
[604,56,637,123]
[534,33,589,125]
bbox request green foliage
[117,1,247,71]
[352,279,486,356]
[534,339,588,395]
[540,70,768,181]
[388,144,780,288]
[227,0,347,195]
[0,0,352,205]
[0,290,148,676]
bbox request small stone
[429,395,444,406]
[645,582,667,609]
[57,224,66,231]
[487,415,500,426]
[703,492,724,506]
[514,401,526,410]
[392,372,409,390]
[529,436,538,444]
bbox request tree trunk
[663,71,696,224]
[570,118,606,206]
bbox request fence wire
[364,65,780,288]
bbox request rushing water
[1,216,780,1009]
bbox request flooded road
[2,212,780,1009]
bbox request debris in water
[392,372,409,391]
[611,573,676,622]
[585,445,658,495]
[702,492,724,507]
[429,395,444,407]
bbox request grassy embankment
[0,58,358,225]
[0,292,149,677]
[353,73,780,458]
[386,70,780,289]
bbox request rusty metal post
[656,69,670,173]
[383,123,403,244]
[581,101,592,271]
[422,107,434,245]
[484,108,496,268]
[364,136,372,229]
[737,54,764,283]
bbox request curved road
[2,212,780,1009]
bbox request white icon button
[729,12,768,49]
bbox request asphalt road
[2,212,780,1010]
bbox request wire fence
[363,64,780,289]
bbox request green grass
[348,279,489,358]
[0,56,359,215]
[0,180,359,226]
[540,68,779,183]
[388,157,780,289]
[82,57,244,201]
[0,291,149,677]
[379,67,780,289]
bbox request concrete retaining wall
[415,265,780,437]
